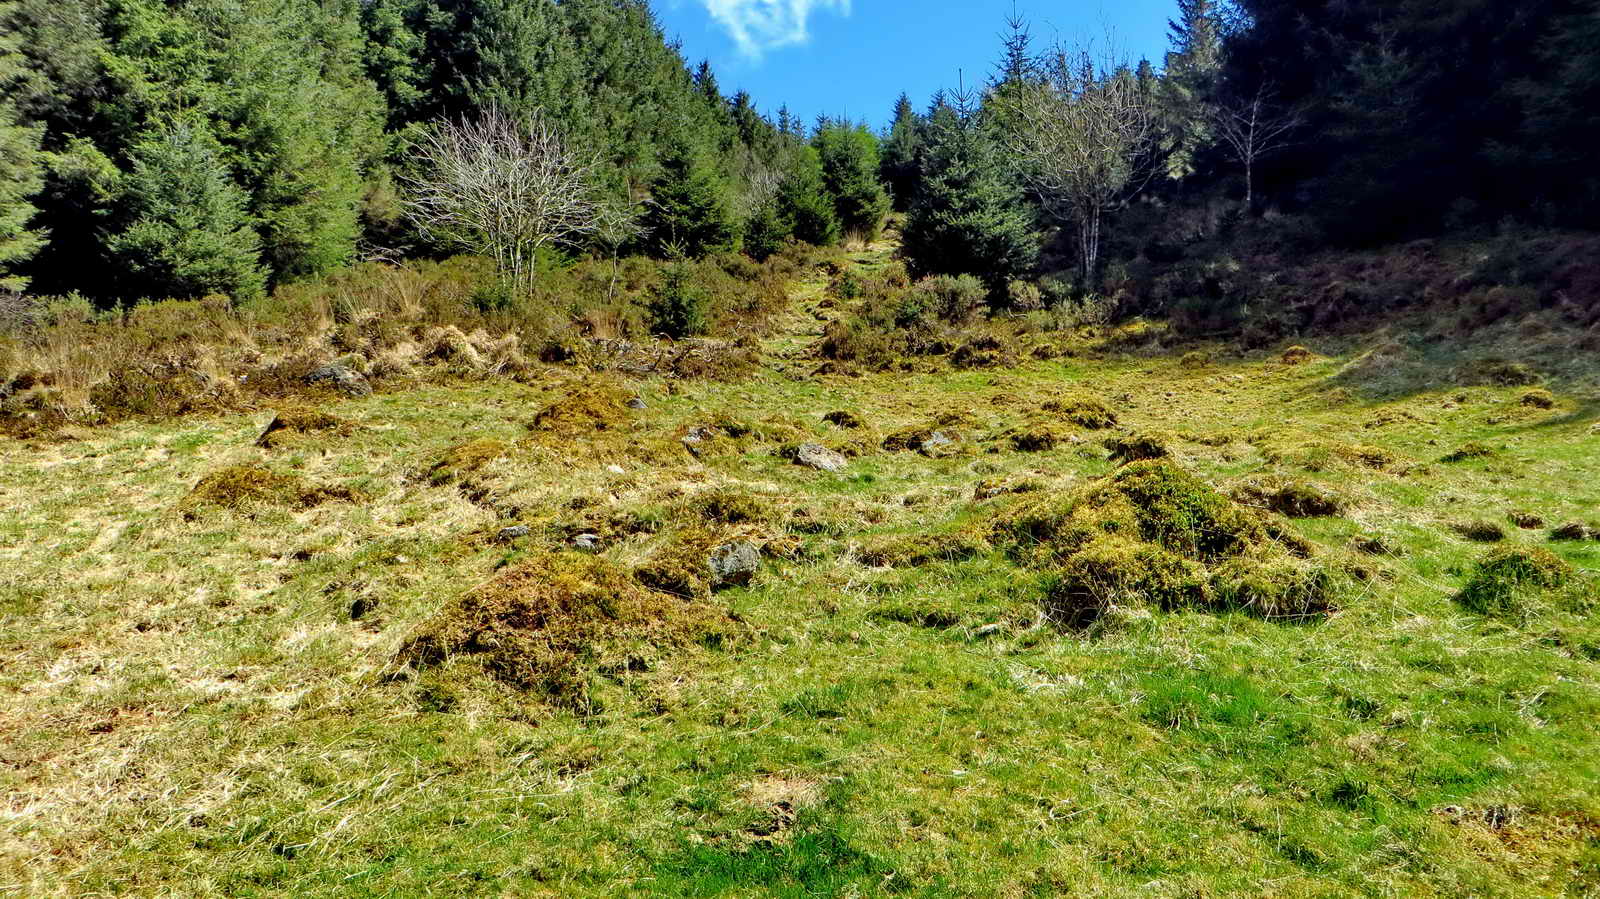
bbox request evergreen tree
[644,139,736,257]
[778,144,839,247]
[812,120,889,241]
[902,97,1038,294]
[106,126,266,300]
[879,94,923,211]
[1159,0,1223,179]
[0,0,46,290]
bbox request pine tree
[107,125,266,300]
[902,96,1038,294]
[1159,0,1223,179]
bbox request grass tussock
[1041,394,1119,430]
[1442,441,1499,463]
[530,384,632,436]
[254,405,353,448]
[181,464,363,517]
[1234,477,1347,518]
[1105,431,1171,464]
[425,438,510,485]
[399,553,735,706]
[997,461,1340,627]
[1455,546,1576,618]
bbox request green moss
[1042,394,1118,430]
[1234,477,1345,518]
[1208,558,1339,620]
[858,531,992,568]
[1519,388,1557,409]
[1441,442,1498,463]
[1455,546,1574,618]
[1043,537,1208,627]
[181,465,363,517]
[425,438,510,485]
[400,553,733,705]
[531,385,631,436]
[1105,431,1171,464]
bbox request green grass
[2,239,1599,896]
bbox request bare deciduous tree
[1212,86,1301,213]
[592,198,644,303]
[401,107,602,296]
[998,45,1159,281]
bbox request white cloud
[700,0,851,58]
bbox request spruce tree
[812,120,889,241]
[644,139,736,258]
[879,94,923,211]
[107,126,266,300]
[902,98,1038,296]
[0,1,46,290]
[778,145,839,247]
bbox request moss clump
[996,461,1338,627]
[1462,359,1542,387]
[1180,351,1212,369]
[1008,420,1072,453]
[1207,558,1338,620]
[859,531,992,568]
[1234,477,1345,518]
[425,438,509,485]
[1105,431,1172,465]
[1551,522,1597,542]
[823,410,865,429]
[256,406,352,449]
[1043,538,1208,627]
[399,553,733,705]
[682,488,771,525]
[1042,395,1118,430]
[1282,345,1316,365]
[183,465,362,517]
[633,529,723,599]
[1331,443,1398,470]
[531,385,631,436]
[1519,389,1556,409]
[1441,442,1498,463]
[1455,546,1573,618]
[1453,520,1508,543]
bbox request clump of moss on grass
[182,465,362,517]
[996,461,1339,627]
[1519,388,1557,409]
[633,528,724,599]
[859,531,992,568]
[531,384,631,436]
[1455,546,1573,618]
[1041,395,1118,430]
[681,487,772,525]
[1234,477,1345,518]
[1453,520,1508,543]
[1551,522,1597,542]
[1180,350,1212,369]
[1441,442,1498,463]
[424,437,509,485]
[823,410,865,429]
[1007,420,1072,453]
[1281,345,1316,365]
[1105,431,1171,464]
[399,553,733,706]
[255,405,353,449]
[1460,359,1542,387]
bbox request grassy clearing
[2,239,1599,896]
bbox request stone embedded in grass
[1454,546,1573,618]
[496,525,531,543]
[304,362,371,397]
[708,541,761,589]
[1441,442,1498,463]
[181,465,363,518]
[398,553,733,706]
[794,442,848,472]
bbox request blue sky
[654,0,1178,130]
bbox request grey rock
[305,363,371,398]
[627,397,648,410]
[794,442,848,473]
[572,533,602,552]
[680,425,718,457]
[920,430,955,455]
[496,525,531,542]
[708,541,761,589]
